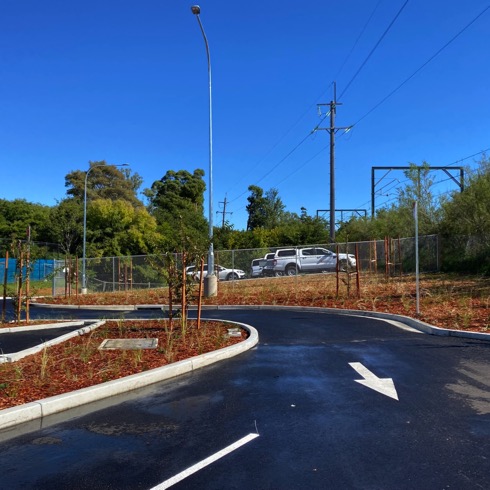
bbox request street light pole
[81,163,128,294]
[191,4,217,297]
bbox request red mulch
[0,320,244,410]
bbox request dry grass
[1,272,488,411]
[33,272,490,332]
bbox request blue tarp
[0,259,55,283]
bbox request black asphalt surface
[0,325,92,355]
[1,306,490,489]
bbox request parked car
[186,264,246,281]
[250,259,264,278]
[264,247,356,276]
[250,253,276,278]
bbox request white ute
[265,247,356,276]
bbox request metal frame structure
[371,165,465,217]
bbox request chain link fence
[440,233,490,274]
[0,241,63,296]
[48,235,440,296]
[217,235,439,277]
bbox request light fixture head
[191,5,201,15]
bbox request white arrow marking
[349,362,399,401]
[151,433,259,489]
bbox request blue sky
[1,1,489,230]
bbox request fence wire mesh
[48,235,440,296]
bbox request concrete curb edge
[0,319,258,431]
[0,321,106,364]
[31,301,490,340]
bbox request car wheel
[274,271,283,277]
[226,272,239,281]
[285,265,298,276]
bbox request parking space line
[151,433,259,489]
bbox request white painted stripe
[151,433,259,489]
[349,362,399,400]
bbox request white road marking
[150,433,259,489]
[349,362,399,401]
[347,314,422,333]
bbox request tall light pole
[81,163,129,294]
[191,4,217,297]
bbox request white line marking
[151,433,259,489]
[349,362,399,400]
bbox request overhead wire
[225,1,394,208]
[227,3,490,222]
[358,147,490,211]
[351,4,490,127]
[225,83,334,203]
[338,0,410,101]
[229,144,330,216]
[250,0,410,216]
[227,112,330,204]
[334,0,383,81]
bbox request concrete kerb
[31,301,490,340]
[0,320,258,431]
[199,304,490,341]
[4,303,487,432]
[0,321,106,364]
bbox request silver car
[186,264,245,281]
[250,258,267,277]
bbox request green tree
[246,185,267,230]
[338,162,441,242]
[274,211,329,246]
[49,198,83,255]
[87,199,161,257]
[395,162,440,235]
[440,157,490,236]
[246,186,285,231]
[0,199,51,244]
[144,169,208,251]
[439,156,490,273]
[65,161,143,207]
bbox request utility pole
[315,82,351,242]
[217,196,232,228]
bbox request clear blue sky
[1,1,489,230]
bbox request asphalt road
[1,307,490,489]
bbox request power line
[225,2,391,207]
[224,83,334,200]
[334,0,383,80]
[225,3,392,215]
[274,145,329,188]
[314,83,352,240]
[351,4,490,127]
[227,144,330,217]
[227,116,327,205]
[355,147,489,210]
[216,196,233,228]
[445,147,490,167]
[355,147,490,211]
[338,0,410,101]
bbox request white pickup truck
[263,247,356,276]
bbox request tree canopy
[144,169,208,251]
[1,157,489,275]
[65,161,143,208]
[86,199,161,257]
[246,185,285,230]
[0,199,51,244]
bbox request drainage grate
[98,338,158,350]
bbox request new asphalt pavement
[0,303,490,489]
